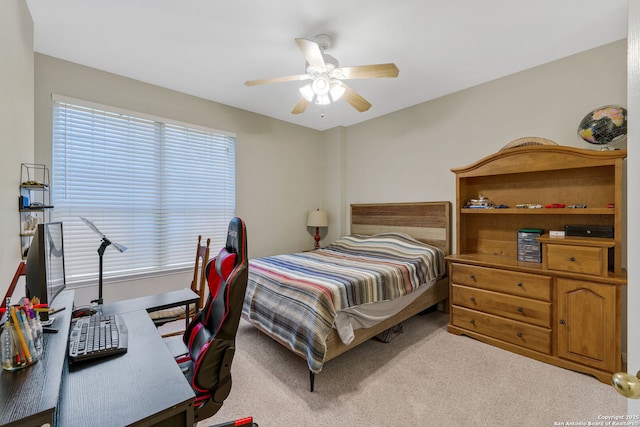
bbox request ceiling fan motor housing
[314,33,333,51]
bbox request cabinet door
[556,278,617,372]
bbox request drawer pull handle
[516,282,523,287]
[517,333,523,338]
[470,274,476,280]
[569,257,576,262]
[517,307,523,313]
[559,320,566,325]
[470,319,475,324]
[470,297,476,302]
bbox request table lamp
[307,209,328,250]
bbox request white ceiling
[25,0,628,131]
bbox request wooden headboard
[350,201,451,255]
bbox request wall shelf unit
[19,163,53,258]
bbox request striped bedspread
[242,232,446,373]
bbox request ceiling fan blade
[335,63,399,80]
[342,84,372,112]
[245,74,310,86]
[291,97,309,114]
[295,38,326,68]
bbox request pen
[33,303,48,313]
[48,306,65,315]
[18,307,35,356]
[19,308,36,358]
[9,306,32,363]
[11,327,24,366]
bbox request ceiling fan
[244,34,399,114]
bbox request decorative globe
[577,105,627,149]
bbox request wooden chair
[151,235,211,333]
[191,235,211,310]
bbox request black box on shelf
[517,228,543,263]
[564,225,614,239]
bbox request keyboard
[68,313,128,363]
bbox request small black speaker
[564,225,614,238]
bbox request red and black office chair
[174,217,256,427]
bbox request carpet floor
[169,311,628,427]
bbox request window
[51,96,236,285]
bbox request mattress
[242,232,446,373]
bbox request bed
[241,201,451,390]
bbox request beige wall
[342,40,627,253]
[321,126,347,244]
[0,0,33,304]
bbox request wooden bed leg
[309,370,315,392]
[441,298,450,314]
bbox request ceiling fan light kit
[245,33,399,115]
[329,81,345,101]
[300,75,345,105]
[299,84,315,102]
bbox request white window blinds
[51,97,236,285]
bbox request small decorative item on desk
[465,194,493,209]
[1,299,43,371]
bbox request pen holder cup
[1,321,40,371]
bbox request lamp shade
[307,209,328,227]
[299,84,315,102]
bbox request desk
[0,291,73,427]
[100,288,199,317]
[0,289,196,427]
[58,310,194,426]
[100,288,199,330]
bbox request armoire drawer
[450,263,552,301]
[451,306,551,354]
[545,244,603,276]
[451,284,552,328]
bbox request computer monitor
[25,222,66,308]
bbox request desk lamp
[307,209,328,250]
[81,217,127,305]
